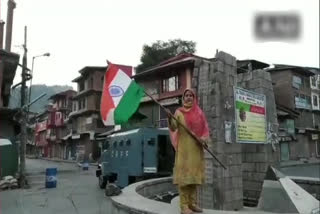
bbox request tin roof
[48,89,76,100]
[133,53,210,78]
[237,59,270,73]
[267,64,319,77]
[72,66,107,82]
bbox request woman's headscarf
[170,88,210,150]
[179,89,210,138]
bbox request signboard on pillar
[234,87,267,143]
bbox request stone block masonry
[237,69,280,204]
[194,51,243,211]
[193,52,280,210]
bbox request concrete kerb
[106,177,283,214]
[109,177,173,214]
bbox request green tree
[136,39,196,73]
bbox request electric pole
[19,25,27,188]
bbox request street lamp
[28,52,50,110]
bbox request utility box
[0,138,18,178]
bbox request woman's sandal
[181,208,194,214]
[189,205,203,213]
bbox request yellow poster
[235,87,267,143]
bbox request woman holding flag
[167,88,210,214]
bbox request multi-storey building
[310,71,320,156]
[46,90,76,159]
[267,64,320,160]
[68,66,109,161]
[26,112,38,156]
[34,109,49,157]
[132,53,211,129]
[134,56,320,162]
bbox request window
[103,141,109,150]
[310,75,320,90]
[304,77,310,88]
[311,76,317,88]
[55,112,61,120]
[312,93,320,110]
[162,75,179,92]
[73,102,77,111]
[295,94,312,110]
[301,77,305,88]
[83,98,86,109]
[313,95,318,107]
[286,119,295,135]
[90,77,94,89]
[95,96,100,110]
[306,96,312,109]
[78,98,86,110]
[292,76,302,89]
[50,129,56,136]
[79,81,85,91]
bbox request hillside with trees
[9,84,73,113]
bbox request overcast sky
[1,0,319,89]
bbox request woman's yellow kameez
[168,88,209,214]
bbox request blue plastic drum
[45,168,57,188]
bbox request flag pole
[144,91,227,170]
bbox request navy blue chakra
[109,85,124,97]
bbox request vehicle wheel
[99,175,107,189]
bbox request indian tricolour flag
[100,62,145,126]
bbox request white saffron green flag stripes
[100,62,144,125]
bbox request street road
[280,163,320,179]
[0,159,109,214]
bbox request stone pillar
[193,51,243,210]
[237,70,280,205]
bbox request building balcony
[72,89,102,100]
[69,108,99,118]
[55,106,70,112]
